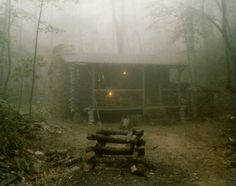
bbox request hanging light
[122,70,127,76]
[108,91,113,97]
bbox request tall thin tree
[183,0,197,117]
[29,0,44,117]
[221,0,231,89]
[3,0,12,98]
[111,0,126,54]
[0,1,7,90]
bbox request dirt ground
[33,119,236,186]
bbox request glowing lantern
[122,71,127,76]
[108,91,113,97]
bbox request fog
[1,0,236,185]
[16,0,189,56]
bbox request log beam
[93,146,133,155]
[87,134,130,144]
[96,129,129,136]
[87,134,145,145]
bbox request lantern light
[122,71,127,76]
[108,91,113,97]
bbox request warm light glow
[108,91,113,97]
[122,71,127,75]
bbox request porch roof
[62,52,188,66]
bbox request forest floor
[31,119,236,186]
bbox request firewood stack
[83,128,145,172]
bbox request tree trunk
[226,0,236,152]
[221,1,236,91]
[111,0,126,54]
[200,0,211,87]
[29,0,44,117]
[3,0,12,98]
[184,0,197,117]
[18,75,24,111]
[0,0,8,94]
[221,0,231,89]
[0,45,5,90]
[206,0,236,92]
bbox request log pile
[84,128,145,172]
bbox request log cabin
[49,45,189,122]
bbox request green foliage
[12,56,47,81]
[13,57,32,80]
[0,100,28,156]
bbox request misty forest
[0,0,236,185]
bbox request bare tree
[29,0,44,116]
[220,0,236,93]
[185,1,198,117]
[0,8,7,91]
[111,0,126,54]
[2,0,12,98]
[203,0,236,91]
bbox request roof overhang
[61,52,188,67]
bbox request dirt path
[35,120,236,186]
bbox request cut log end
[84,151,96,161]
[83,162,95,172]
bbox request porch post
[142,67,146,114]
[177,68,182,105]
[178,68,185,121]
[89,65,95,124]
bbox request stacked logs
[84,128,145,171]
